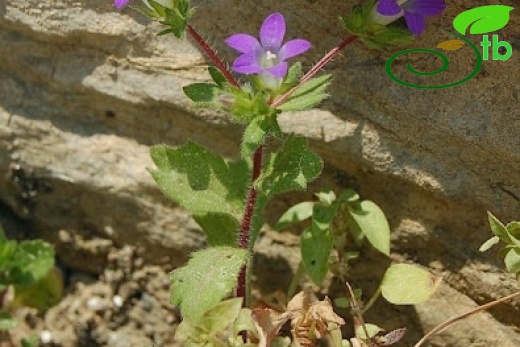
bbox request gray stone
[1,0,519,346]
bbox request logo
[385,5,515,89]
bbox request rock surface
[0,0,519,346]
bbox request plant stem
[186,24,239,87]
[287,261,305,299]
[346,282,373,347]
[361,286,382,314]
[413,290,520,347]
[271,35,358,108]
[237,145,264,305]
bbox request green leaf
[21,335,39,347]
[256,136,323,197]
[381,264,442,305]
[313,203,339,233]
[175,298,256,346]
[149,143,249,221]
[170,247,247,322]
[506,222,520,248]
[13,267,63,310]
[277,75,332,112]
[301,225,333,285]
[355,323,384,339]
[183,83,221,106]
[504,248,520,275]
[301,202,339,284]
[16,240,55,282]
[479,236,500,252]
[199,297,243,334]
[192,213,238,246]
[234,308,258,337]
[348,200,390,256]
[453,5,514,35]
[487,211,512,244]
[0,238,55,287]
[315,189,337,206]
[241,114,282,164]
[338,189,360,204]
[507,222,520,238]
[208,66,227,87]
[162,0,193,38]
[333,289,361,308]
[0,312,17,331]
[284,63,302,85]
[274,201,314,231]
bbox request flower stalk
[186,25,239,87]
[236,145,263,304]
[272,35,358,108]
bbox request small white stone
[40,330,53,344]
[112,295,124,307]
[87,297,104,311]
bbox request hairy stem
[413,290,520,347]
[186,24,239,87]
[237,146,264,305]
[271,35,358,108]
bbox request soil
[5,245,180,347]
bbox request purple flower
[114,0,175,10]
[114,0,130,9]
[225,13,311,80]
[376,0,446,36]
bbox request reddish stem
[186,24,239,87]
[236,146,263,302]
[271,35,358,108]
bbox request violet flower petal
[404,11,426,36]
[377,0,402,16]
[279,39,311,60]
[225,34,261,54]
[265,62,288,78]
[114,0,130,9]
[232,54,262,75]
[260,12,286,49]
[402,0,446,16]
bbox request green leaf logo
[453,5,514,35]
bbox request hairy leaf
[192,213,238,246]
[150,143,249,226]
[170,247,247,322]
[277,75,332,112]
[256,136,323,197]
[183,83,221,107]
[208,66,227,87]
[242,114,282,164]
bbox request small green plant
[111,0,448,345]
[410,212,520,347]
[480,212,520,278]
[0,227,62,344]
